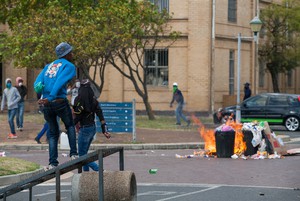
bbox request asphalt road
[1,127,300,201]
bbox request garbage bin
[242,130,258,156]
[215,131,235,158]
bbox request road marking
[154,186,220,201]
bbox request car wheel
[285,116,300,131]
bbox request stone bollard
[71,171,137,201]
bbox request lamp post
[236,16,262,123]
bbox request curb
[0,167,45,187]
[0,143,205,151]
[0,135,290,151]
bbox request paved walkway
[0,113,209,151]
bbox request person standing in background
[67,79,80,132]
[243,82,252,101]
[170,82,191,126]
[34,42,78,169]
[1,78,21,139]
[15,77,27,131]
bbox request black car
[215,93,300,131]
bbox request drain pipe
[210,0,216,115]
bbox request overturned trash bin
[243,130,259,156]
[72,171,137,201]
[215,131,235,158]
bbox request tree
[0,0,179,120]
[106,1,179,120]
[259,0,300,92]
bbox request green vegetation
[0,157,40,176]
[136,115,212,130]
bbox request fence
[0,147,124,201]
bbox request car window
[289,96,300,106]
[245,95,267,106]
[268,96,289,106]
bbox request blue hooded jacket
[34,58,76,102]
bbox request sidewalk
[0,113,207,151]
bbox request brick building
[1,0,299,114]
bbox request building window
[149,0,169,12]
[145,49,168,86]
[259,59,265,87]
[228,0,237,23]
[229,50,235,95]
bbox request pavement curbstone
[0,167,45,187]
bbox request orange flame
[192,115,247,155]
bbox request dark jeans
[78,125,99,171]
[43,99,77,166]
[36,122,50,140]
[8,108,17,134]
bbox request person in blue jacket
[34,42,78,169]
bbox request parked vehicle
[214,93,300,131]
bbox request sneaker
[7,134,17,139]
[19,127,23,132]
[16,127,20,131]
[35,137,41,144]
[71,155,79,160]
[45,164,57,171]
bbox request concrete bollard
[71,171,137,201]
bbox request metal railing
[0,147,124,201]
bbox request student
[15,77,27,131]
[73,79,110,171]
[170,82,190,126]
[1,78,21,139]
[34,42,78,169]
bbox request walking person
[15,77,27,131]
[1,78,21,139]
[34,122,49,144]
[34,42,78,169]
[243,82,252,101]
[73,79,110,171]
[170,82,190,126]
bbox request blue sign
[96,102,135,133]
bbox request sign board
[96,101,136,141]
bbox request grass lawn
[0,157,40,176]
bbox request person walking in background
[34,122,49,144]
[73,79,110,172]
[34,42,78,169]
[170,82,190,126]
[1,78,21,139]
[67,78,80,132]
[15,77,27,131]
[243,82,252,101]
[67,79,80,106]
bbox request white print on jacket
[45,62,62,78]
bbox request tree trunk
[270,69,280,93]
[143,97,155,120]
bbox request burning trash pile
[176,116,287,160]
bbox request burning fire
[192,115,247,155]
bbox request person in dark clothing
[243,82,252,101]
[170,82,190,126]
[73,79,110,172]
[15,77,27,131]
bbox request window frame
[144,49,169,87]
